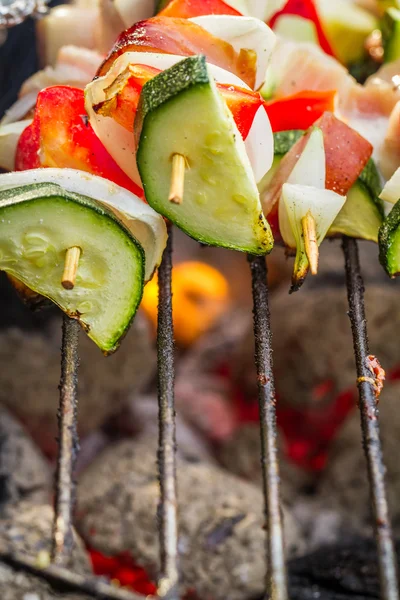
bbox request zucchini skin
[135,54,210,149]
[358,158,384,217]
[273,130,304,156]
[379,200,400,278]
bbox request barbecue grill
[0,10,399,600]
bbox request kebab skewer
[0,0,390,297]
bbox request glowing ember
[89,549,157,596]
[141,261,230,347]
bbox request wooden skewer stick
[62,247,81,290]
[301,211,319,275]
[169,154,186,205]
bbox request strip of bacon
[97,17,256,88]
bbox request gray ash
[76,436,304,600]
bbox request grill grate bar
[343,237,399,600]
[0,550,157,600]
[248,254,288,600]
[156,226,179,600]
[52,315,80,565]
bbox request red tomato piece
[159,0,241,17]
[265,90,336,132]
[269,0,335,57]
[16,86,143,197]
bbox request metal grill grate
[0,234,398,600]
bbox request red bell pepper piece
[16,86,143,197]
[159,0,241,17]
[264,90,336,132]
[269,0,335,57]
[218,84,264,140]
[95,63,264,142]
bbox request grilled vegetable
[329,160,384,242]
[0,120,32,172]
[135,55,273,254]
[379,199,400,277]
[0,182,145,353]
[382,7,400,63]
[264,131,383,243]
[86,52,273,189]
[264,90,336,132]
[277,127,346,289]
[16,86,142,197]
[0,169,167,282]
[260,115,375,242]
[269,0,335,56]
[314,0,377,64]
[379,166,400,205]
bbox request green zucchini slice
[135,54,273,255]
[379,199,400,278]
[0,183,145,354]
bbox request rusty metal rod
[52,314,80,565]
[0,550,157,600]
[157,226,179,600]
[248,254,288,600]
[343,237,399,600]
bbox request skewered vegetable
[15,86,143,197]
[277,127,346,288]
[86,52,273,188]
[379,199,400,277]
[381,7,400,62]
[135,55,273,254]
[0,169,167,281]
[0,183,145,353]
[263,129,383,243]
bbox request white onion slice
[379,167,400,205]
[85,52,274,185]
[0,168,167,281]
[1,93,37,126]
[278,127,326,248]
[0,121,32,172]
[224,0,287,21]
[114,0,154,27]
[189,15,276,90]
[288,127,326,188]
[281,184,346,252]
